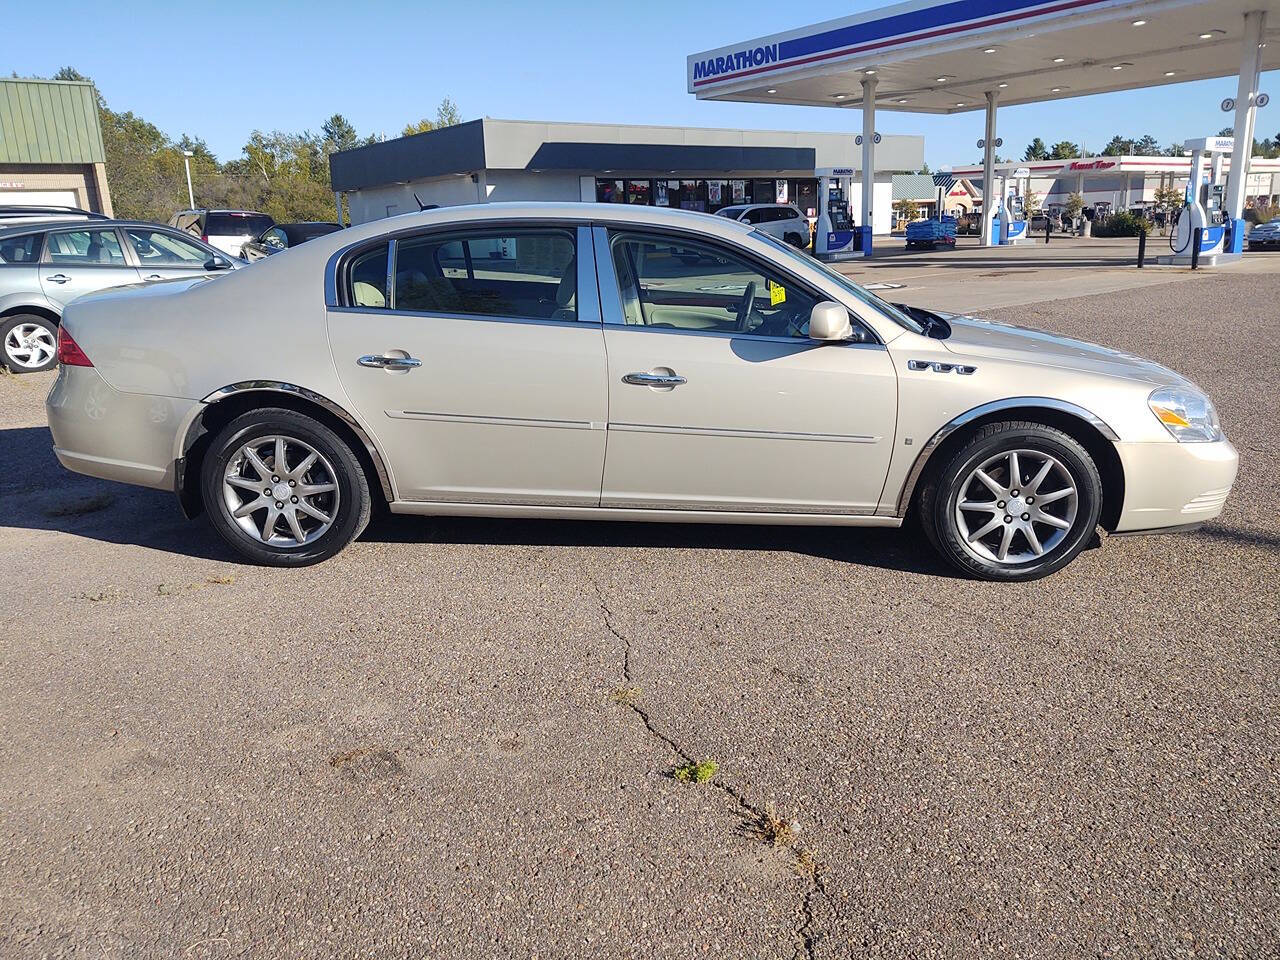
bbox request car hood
[939,313,1191,387]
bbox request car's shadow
[1,424,953,576]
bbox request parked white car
[716,203,811,249]
[47,203,1236,579]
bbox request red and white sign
[1065,160,1116,171]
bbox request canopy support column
[1226,9,1266,221]
[981,91,998,247]
[860,76,877,256]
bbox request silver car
[0,219,236,373]
[46,203,1238,580]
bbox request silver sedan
[45,203,1237,580]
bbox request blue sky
[9,0,1276,167]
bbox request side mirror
[204,255,232,271]
[808,301,853,341]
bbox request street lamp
[182,150,195,209]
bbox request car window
[609,231,823,339]
[349,243,389,308]
[45,229,126,265]
[125,228,209,266]
[207,213,273,237]
[751,230,922,336]
[392,229,577,321]
[740,209,764,224]
[263,227,289,248]
[0,233,40,264]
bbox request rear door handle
[144,274,163,280]
[358,353,422,371]
[623,371,686,387]
[47,274,71,284]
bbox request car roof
[0,218,200,239]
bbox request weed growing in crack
[673,759,719,784]
[744,801,801,848]
[610,685,641,705]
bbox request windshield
[751,230,926,335]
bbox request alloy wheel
[953,448,1079,565]
[221,435,340,547]
[4,321,57,370]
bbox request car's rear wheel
[1,314,58,373]
[784,232,806,249]
[200,408,371,566]
[919,421,1102,581]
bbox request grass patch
[206,575,236,585]
[41,493,114,518]
[672,759,719,784]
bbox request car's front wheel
[200,408,371,566]
[1,314,59,373]
[919,421,1102,581]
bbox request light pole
[182,150,195,209]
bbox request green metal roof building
[0,78,113,215]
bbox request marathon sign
[692,44,779,81]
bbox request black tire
[784,232,805,249]
[200,407,371,566]
[918,420,1102,581]
[1,313,59,373]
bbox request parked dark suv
[168,209,274,259]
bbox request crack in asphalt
[591,580,830,960]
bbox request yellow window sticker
[769,281,786,306]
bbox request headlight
[1148,386,1223,442]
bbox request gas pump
[1002,167,1030,243]
[815,167,859,260]
[1168,136,1235,264]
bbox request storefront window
[596,179,625,203]
[626,180,651,205]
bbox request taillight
[201,234,209,243]
[57,327,93,367]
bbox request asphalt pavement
[0,263,1276,959]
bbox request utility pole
[182,150,196,209]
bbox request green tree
[1063,192,1085,222]
[894,198,920,221]
[321,114,360,153]
[402,118,435,137]
[53,66,91,82]
[402,97,463,138]
[1048,140,1079,159]
[1133,134,1161,155]
[1102,135,1133,156]
[434,97,462,127]
[1023,137,1049,161]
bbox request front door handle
[144,274,163,281]
[358,353,422,371]
[622,371,686,387]
[47,274,71,284]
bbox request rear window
[0,233,40,264]
[207,213,273,237]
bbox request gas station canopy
[688,0,1279,254]
[687,0,1280,113]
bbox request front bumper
[1112,438,1238,532]
[46,365,196,492]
